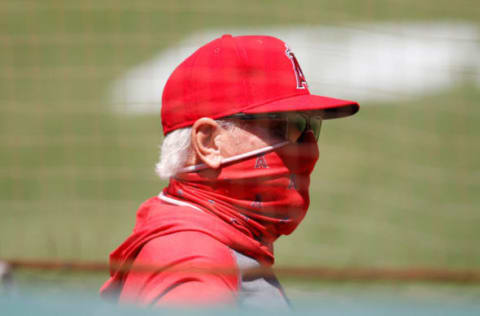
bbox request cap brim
[242,94,359,119]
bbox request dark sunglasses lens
[291,114,307,133]
[310,117,322,140]
[285,114,306,142]
[288,114,322,141]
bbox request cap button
[222,34,233,39]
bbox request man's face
[217,118,290,158]
[218,112,322,158]
[188,112,322,169]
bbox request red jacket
[100,196,288,307]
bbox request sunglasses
[224,112,322,142]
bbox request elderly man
[100,34,359,307]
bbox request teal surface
[1,0,479,300]
[2,291,480,316]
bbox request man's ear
[191,118,223,169]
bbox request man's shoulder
[119,231,240,304]
[139,231,237,266]
[137,195,179,214]
[133,196,193,230]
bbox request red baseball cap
[161,34,359,135]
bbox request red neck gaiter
[165,132,319,250]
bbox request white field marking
[109,22,480,114]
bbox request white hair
[155,120,235,179]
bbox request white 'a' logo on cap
[285,44,308,90]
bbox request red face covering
[165,131,319,249]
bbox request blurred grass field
[1,0,479,300]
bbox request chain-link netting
[1,0,479,309]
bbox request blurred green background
[1,0,479,301]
